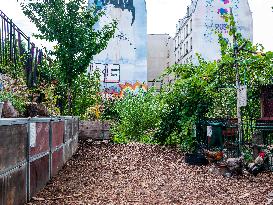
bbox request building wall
[88,0,147,91]
[175,0,253,64]
[147,34,173,81]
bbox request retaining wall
[79,120,110,141]
[0,116,79,205]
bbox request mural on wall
[88,63,121,83]
[192,0,252,63]
[203,0,250,42]
[88,0,147,93]
[103,81,148,98]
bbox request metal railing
[0,9,43,87]
[196,117,273,170]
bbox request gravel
[27,140,273,205]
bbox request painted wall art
[88,0,147,93]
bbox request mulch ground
[27,140,273,205]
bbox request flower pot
[0,102,3,118]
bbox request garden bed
[27,140,273,205]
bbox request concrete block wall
[0,116,79,205]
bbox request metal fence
[0,9,43,87]
[0,116,79,205]
[196,118,273,170]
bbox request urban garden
[0,0,272,204]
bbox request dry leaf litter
[27,140,273,205]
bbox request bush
[0,90,26,115]
[71,71,101,119]
[111,88,163,144]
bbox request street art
[103,82,148,98]
[220,0,230,4]
[217,8,229,16]
[215,23,228,34]
[94,0,135,25]
[88,0,147,91]
[204,0,250,42]
[88,63,120,83]
[192,0,252,63]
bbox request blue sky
[0,0,272,51]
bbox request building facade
[174,0,253,65]
[147,34,174,86]
[87,0,147,91]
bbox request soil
[27,140,273,205]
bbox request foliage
[20,0,117,113]
[71,70,101,119]
[0,38,28,80]
[29,81,61,116]
[0,91,26,115]
[0,76,28,115]
[216,14,273,119]
[110,88,163,144]
[108,14,273,153]
[101,99,119,121]
[154,59,218,151]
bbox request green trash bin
[207,122,224,149]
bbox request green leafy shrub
[0,90,26,115]
[111,88,163,144]
[154,60,218,151]
[71,70,101,119]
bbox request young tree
[19,0,116,113]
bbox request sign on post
[238,85,247,107]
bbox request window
[186,24,188,36]
[190,19,192,32]
[190,37,193,50]
[186,41,188,54]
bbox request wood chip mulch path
[27,140,273,205]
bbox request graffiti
[103,81,147,98]
[88,0,147,90]
[215,23,228,33]
[220,0,230,4]
[94,0,135,25]
[217,8,229,16]
[88,63,121,83]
